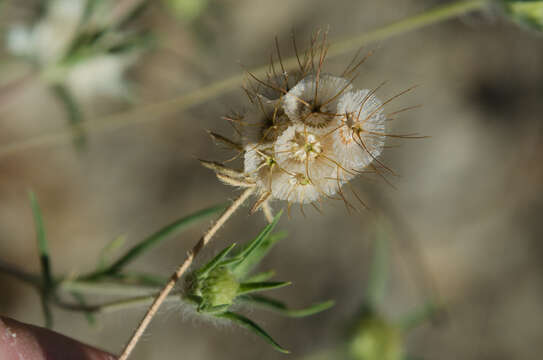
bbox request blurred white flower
[66,54,135,99]
[5,0,141,100]
[6,0,84,65]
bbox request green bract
[503,0,543,31]
[184,211,334,353]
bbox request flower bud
[349,314,404,360]
[502,0,543,31]
[191,266,240,310]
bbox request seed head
[203,31,418,214]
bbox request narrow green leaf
[40,295,53,329]
[196,243,237,279]
[367,220,390,307]
[29,191,51,284]
[218,311,290,354]
[109,272,167,287]
[29,190,54,328]
[51,84,85,149]
[230,211,283,278]
[198,304,230,315]
[399,302,441,331]
[70,291,96,325]
[241,295,335,318]
[237,281,291,295]
[96,235,127,271]
[243,270,275,283]
[115,0,149,29]
[88,203,226,278]
[82,0,106,23]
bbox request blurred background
[1,0,542,359]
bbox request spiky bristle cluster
[203,32,420,216]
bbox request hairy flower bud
[349,314,404,360]
[191,266,240,310]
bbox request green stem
[328,0,490,58]
[59,280,160,296]
[0,259,42,287]
[57,292,182,314]
[0,0,489,159]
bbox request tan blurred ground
[1,0,543,359]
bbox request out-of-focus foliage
[502,0,543,31]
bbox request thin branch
[56,292,183,315]
[0,259,42,288]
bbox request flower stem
[118,187,255,360]
[328,0,489,59]
[0,0,489,159]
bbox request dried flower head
[203,31,420,216]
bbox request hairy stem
[118,187,255,360]
[0,0,489,159]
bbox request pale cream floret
[243,142,275,192]
[272,124,342,203]
[241,97,291,146]
[282,74,352,131]
[332,89,386,173]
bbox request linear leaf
[89,203,226,278]
[367,219,390,307]
[399,302,441,331]
[109,272,168,287]
[96,234,127,271]
[243,270,275,283]
[51,84,85,149]
[237,281,291,295]
[196,243,237,279]
[241,295,334,318]
[70,291,96,325]
[218,311,289,354]
[29,190,54,328]
[230,211,282,278]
